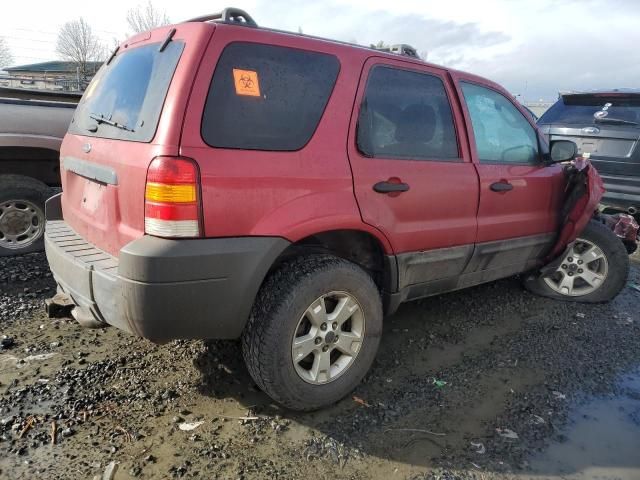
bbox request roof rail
[373,44,419,59]
[184,8,258,28]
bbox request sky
[0,0,638,101]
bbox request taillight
[144,156,202,238]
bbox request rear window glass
[69,41,184,142]
[201,42,340,151]
[539,95,640,127]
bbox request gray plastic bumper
[44,194,289,342]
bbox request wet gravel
[0,251,639,479]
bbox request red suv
[44,9,630,410]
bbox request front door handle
[490,181,513,192]
[373,180,410,194]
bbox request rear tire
[524,220,629,303]
[241,255,383,411]
[0,175,51,257]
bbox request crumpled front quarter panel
[548,163,605,259]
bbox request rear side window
[69,41,184,142]
[356,66,459,161]
[202,43,340,151]
[539,95,640,127]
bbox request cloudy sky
[1,0,638,101]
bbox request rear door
[348,58,479,290]
[453,77,565,274]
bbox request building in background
[0,61,102,92]
[523,101,554,119]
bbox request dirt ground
[1,252,639,480]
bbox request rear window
[539,95,640,127]
[201,42,340,151]
[69,41,184,142]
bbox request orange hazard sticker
[233,69,261,97]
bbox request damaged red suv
[44,9,633,410]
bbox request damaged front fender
[547,160,606,261]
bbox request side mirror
[550,140,577,163]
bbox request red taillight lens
[144,156,202,238]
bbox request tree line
[0,1,170,76]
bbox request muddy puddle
[525,368,640,480]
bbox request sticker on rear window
[233,69,261,97]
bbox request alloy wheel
[291,291,365,385]
[543,238,609,297]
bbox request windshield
[69,40,184,142]
[539,94,640,127]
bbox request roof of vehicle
[559,88,640,97]
[177,8,502,91]
[180,8,442,70]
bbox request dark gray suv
[538,90,640,217]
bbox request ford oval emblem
[82,143,92,153]
[582,126,600,134]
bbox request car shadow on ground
[193,263,640,475]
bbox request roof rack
[373,44,419,59]
[184,8,257,28]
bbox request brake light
[144,156,202,238]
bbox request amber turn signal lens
[145,182,196,203]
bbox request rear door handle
[490,181,514,192]
[373,181,410,194]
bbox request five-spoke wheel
[242,255,382,411]
[292,292,365,384]
[525,219,629,303]
[543,238,608,296]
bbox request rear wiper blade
[89,113,134,132]
[594,117,639,126]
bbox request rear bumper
[44,194,289,342]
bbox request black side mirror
[549,140,577,163]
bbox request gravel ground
[0,251,639,479]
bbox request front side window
[461,82,539,164]
[201,43,340,151]
[357,66,459,161]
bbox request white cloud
[1,0,637,100]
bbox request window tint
[357,66,459,161]
[461,82,539,164]
[202,43,340,151]
[70,41,184,142]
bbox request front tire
[241,255,383,411]
[525,220,629,303]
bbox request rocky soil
[0,251,639,479]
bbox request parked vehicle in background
[0,87,79,255]
[44,9,632,411]
[538,90,640,219]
